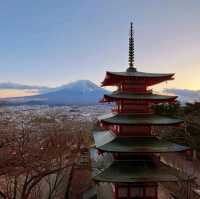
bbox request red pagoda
[92,22,190,199]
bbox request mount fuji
[4,80,110,106]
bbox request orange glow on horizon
[0,89,39,99]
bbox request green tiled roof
[93,160,189,183]
[93,131,189,153]
[99,113,183,126]
[104,92,176,101]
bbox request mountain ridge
[2,80,110,105]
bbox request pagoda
[92,22,190,199]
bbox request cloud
[0,89,39,98]
[164,88,200,102]
[0,82,52,98]
[0,82,49,90]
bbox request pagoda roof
[102,92,177,103]
[99,113,183,126]
[93,131,189,153]
[102,71,174,86]
[107,71,174,78]
[93,160,190,183]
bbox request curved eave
[102,71,174,86]
[99,113,184,126]
[107,71,175,78]
[93,160,189,183]
[93,133,189,153]
[101,93,177,103]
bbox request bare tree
[0,110,82,199]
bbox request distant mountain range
[2,80,110,105]
[0,80,199,106]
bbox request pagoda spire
[127,22,136,72]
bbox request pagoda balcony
[112,107,154,114]
[116,89,153,94]
[101,92,177,104]
[112,183,158,199]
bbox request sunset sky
[0,0,199,97]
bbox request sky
[0,0,200,97]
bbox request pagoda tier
[101,91,177,114]
[99,113,183,126]
[93,131,189,153]
[102,71,174,87]
[101,92,177,103]
[93,160,189,183]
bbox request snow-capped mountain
[37,80,109,105]
[4,80,110,105]
[56,80,103,93]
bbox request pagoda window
[120,104,150,113]
[116,184,158,199]
[123,101,147,105]
[145,186,157,197]
[118,84,124,91]
[116,100,151,114]
[123,84,147,93]
[121,126,151,136]
[111,125,120,134]
[130,186,144,197]
[118,187,128,198]
[112,101,121,113]
[124,79,146,84]
[114,153,154,160]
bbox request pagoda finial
[127,22,136,72]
